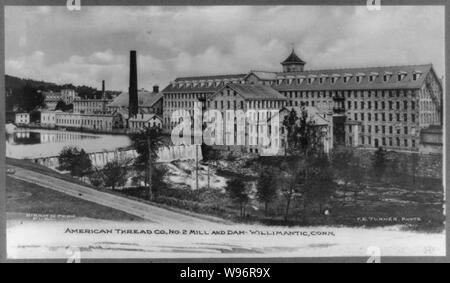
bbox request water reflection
[6,129,132,159]
[8,130,99,145]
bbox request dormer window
[288,78,293,85]
[369,73,378,82]
[413,71,422,81]
[308,75,317,84]
[331,75,340,84]
[277,79,283,85]
[319,75,327,84]
[383,72,392,82]
[398,72,407,81]
[356,73,365,83]
[295,76,305,85]
[343,74,352,83]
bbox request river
[5,128,132,159]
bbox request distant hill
[5,75,121,113]
[5,74,121,99]
[5,74,59,91]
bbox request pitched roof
[174,73,247,81]
[129,113,162,122]
[75,98,111,102]
[246,71,278,81]
[281,49,306,65]
[162,73,247,93]
[108,90,163,108]
[274,64,434,91]
[220,84,287,101]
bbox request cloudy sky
[5,5,445,92]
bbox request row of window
[172,80,245,89]
[347,100,416,111]
[360,136,417,148]
[56,117,113,129]
[277,72,421,86]
[41,115,55,122]
[281,89,416,99]
[130,121,161,129]
[164,93,209,100]
[355,124,416,136]
[420,113,439,125]
[353,112,416,123]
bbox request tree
[55,100,73,112]
[89,171,104,188]
[304,153,336,213]
[279,158,306,222]
[18,83,45,112]
[151,165,168,200]
[331,147,354,190]
[256,166,279,216]
[201,144,220,190]
[283,107,325,157]
[372,147,388,180]
[282,109,299,151]
[130,126,164,199]
[348,155,364,205]
[225,178,250,219]
[58,146,92,178]
[101,159,129,190]
[410,153,419,185]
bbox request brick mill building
[162,49,443,153]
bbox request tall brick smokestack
[101,80,106,99]
[129,50,138,118]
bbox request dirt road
[8,165,226,225]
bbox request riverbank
[6,158,230,225]
[16,123,130,136]
[7,155,444,232]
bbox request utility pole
[207,164,210,190]
[147,128,152,200]
[195,144,199,191]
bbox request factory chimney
[101,80,106,99]
[129,50,139,118]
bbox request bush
[58,146,92,178]
[89,173,104,188]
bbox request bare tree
[225,178,250,219]
[256,166,279,216]
[130,126,164,200]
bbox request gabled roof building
[162,49,443,153]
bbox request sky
[5,5,445,92]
